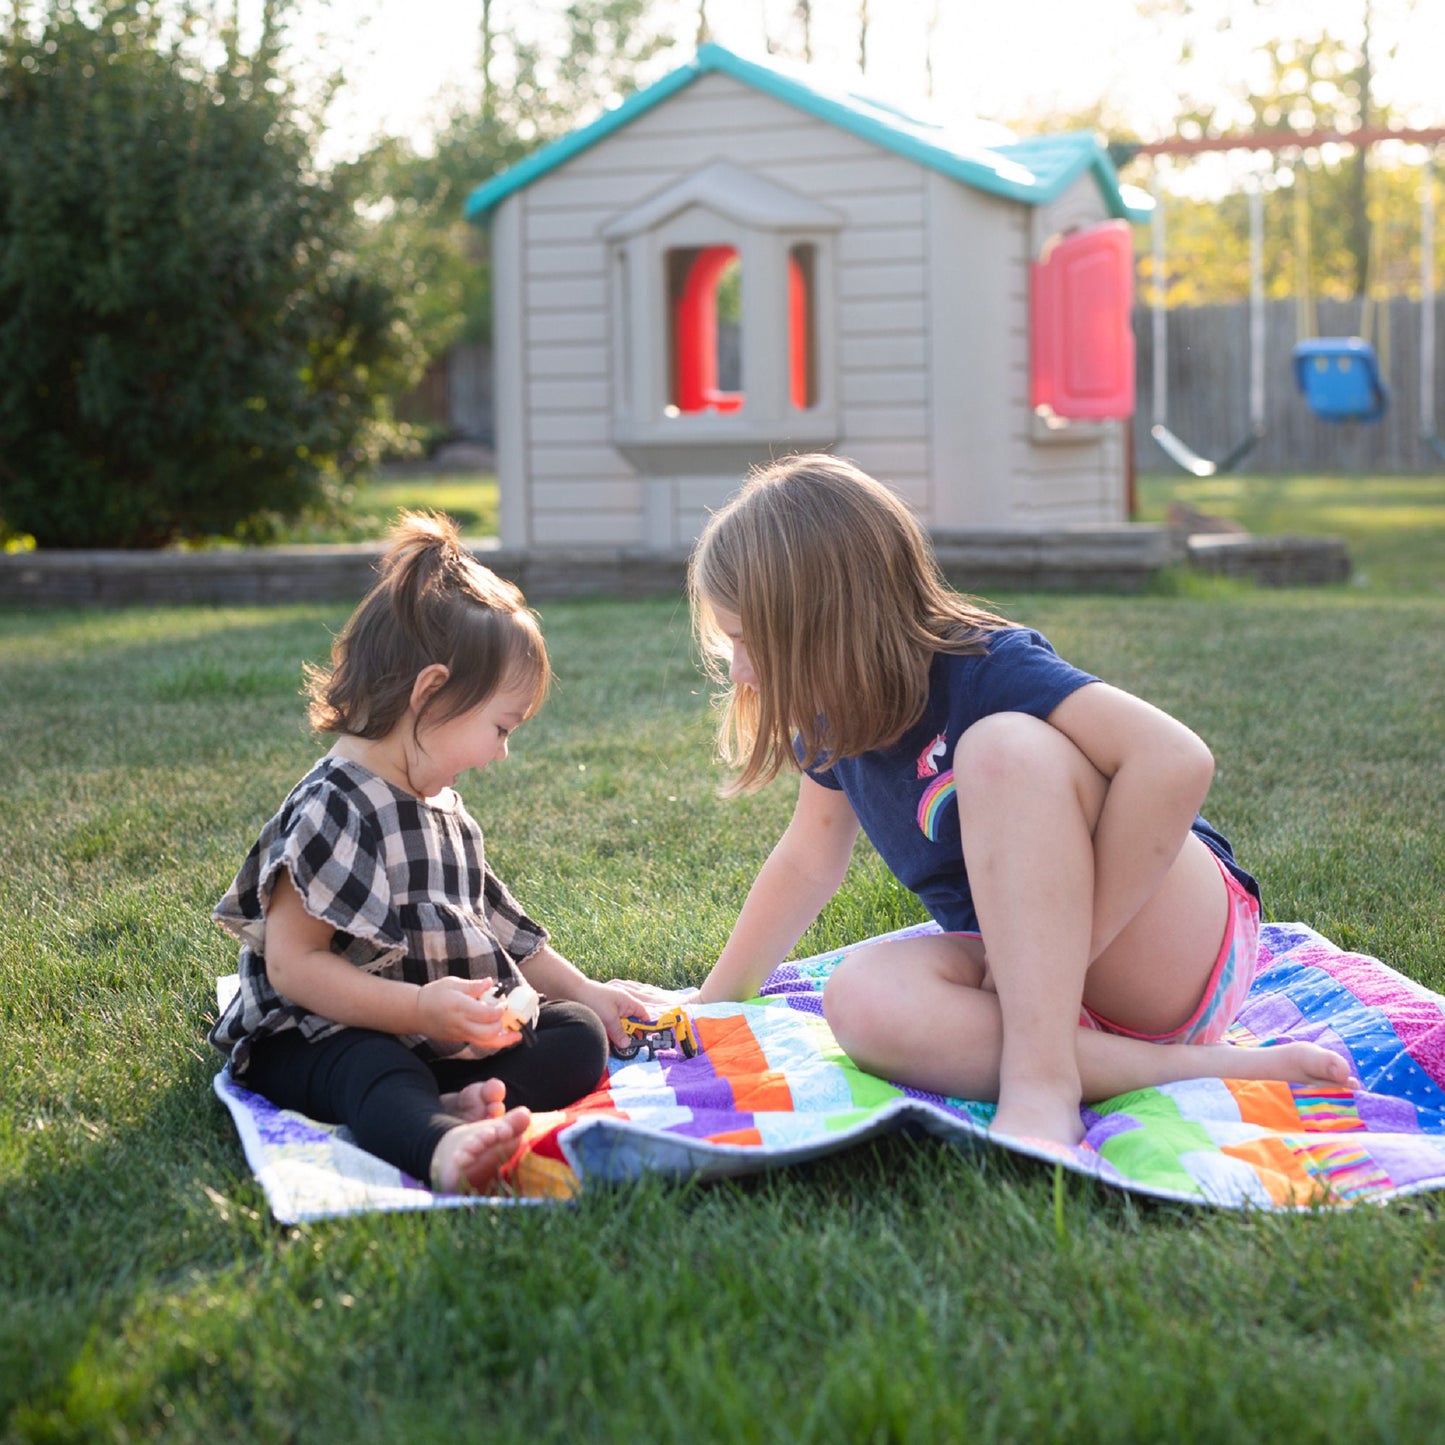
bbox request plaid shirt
[210,755,548,1074]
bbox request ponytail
[305,511,549,739]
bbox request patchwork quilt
[214,921,1445,1222]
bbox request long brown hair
[688,455,1011,794]
[306,511,549,739]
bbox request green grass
[298,469,1444,599]
[260,471,501,545]
[1136,471,1445,595]
[5,512,1445,1438]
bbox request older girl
[687,456,1351,1148]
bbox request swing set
[1132,125,1445,473]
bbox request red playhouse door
[1029,220,1135,421]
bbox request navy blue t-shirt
[802,628,1259,934]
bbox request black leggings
[241,1000,608,1185]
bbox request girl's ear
[409,663,450,715]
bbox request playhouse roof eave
[464,44,1149,226]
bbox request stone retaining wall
[0,526,1349,609]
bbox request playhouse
[466,44,1148,551]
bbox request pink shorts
[1078,853,1261,1045]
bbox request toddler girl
[686,456,1352,1148]
[211,512,655,1193]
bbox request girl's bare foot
[438,1077,508,1123]
[987,1040,1356,1152]
[1208,1039,1358,1088]
[429,1108,532,1195]
[990,1093,1086,1150]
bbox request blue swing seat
[1291,337,1388,422]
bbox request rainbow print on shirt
[916,768,956,841]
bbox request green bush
[0,2,421,548]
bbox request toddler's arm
[694,776,860,1003]
[264,872,519,1050]
[517,943,672,1050]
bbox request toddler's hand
[416,976,522,1050]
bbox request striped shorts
[1079,852,1261,1045]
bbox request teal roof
[465,44,1149,225]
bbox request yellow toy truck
[612,1007,697,1061]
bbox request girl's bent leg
[949,713,1107,1145]
[243,1027,523,1189]
[823,938,1352,1121]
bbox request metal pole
[1422,153,1444,461]
[1151,164,1168,427]
[1249,182,1266,430]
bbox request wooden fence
[396,343,495,445]
[1132,295,1445,474]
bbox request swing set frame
[1128,125,1445,472]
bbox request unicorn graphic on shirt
[916,731,947,779]
[915,732,956,841]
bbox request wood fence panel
[1133,296,1445,474]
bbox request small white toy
[487,973,540,1046]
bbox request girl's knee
[954,712,1103,815]
[822,956,876,1057]
[956,711,1060,780]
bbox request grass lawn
[290,467,1444,598]
[1135,470,1445,595]
[261,471,502,546]
[4,482,1445,1439]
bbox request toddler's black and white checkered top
[210,755,548,1075]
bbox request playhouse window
[788,243,817,410]
[665,242,818,416]
[667,245,744,414]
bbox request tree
[1137,0,1424,298]
[356,0,677,363]
[508,0,675,138]
[1017,3,1436,310]
[0,0,420,548]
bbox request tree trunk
[480,0,494,116]
[1350,3,1373,299]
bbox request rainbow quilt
[214,921,1445,1222]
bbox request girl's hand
[415,976,523,1051]
[607,979,695,1014]
[577,978,685,1051]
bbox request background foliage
[0,0,422,548]
[354,0,677,361]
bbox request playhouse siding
[496,68,1126,547]
[504,71,936,546]
[926,168,1125,528]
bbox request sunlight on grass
[1136,472,1445,593]
[3,512,1445,1437]
[360,473,499,536]
[249,471,500,545]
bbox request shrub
[0,1,421,548]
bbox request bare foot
[1209,1040,1358,1089]
[438,1077,508,1123]
[990,1090,1086,1150]
[429,1108,532,1195]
